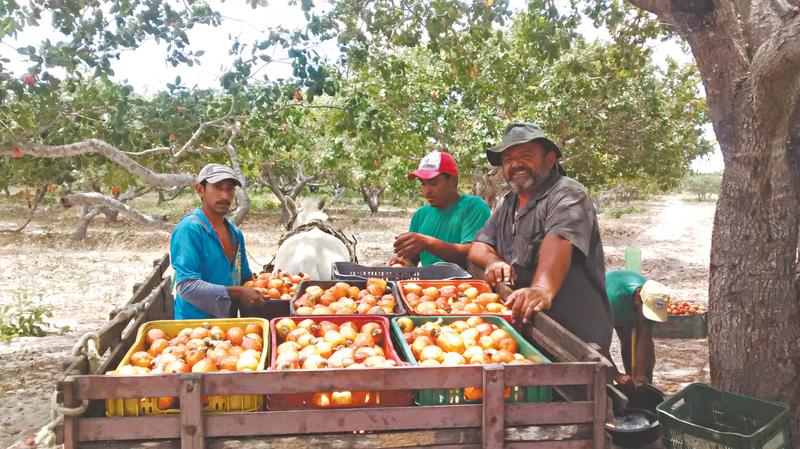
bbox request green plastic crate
[390,315,553,405]
[657,383,794,449]
[654,312,708,339]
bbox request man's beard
[507,167,551,193]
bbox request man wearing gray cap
[170,163,265,319]
[467,123,612,355]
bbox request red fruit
[294,89,303,101]
[23,73,36,86]
[227,327,244,346]
[245,323,263,336]
[11,148,23,158]
[146,328,168,345]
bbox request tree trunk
[625,1,800,431]
[74,207,103,240]
[359,183,384,214]
[473,168,505,210]
[260,162,318,224]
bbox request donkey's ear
[285,197,297,217]
[317,196,327,211]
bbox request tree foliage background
[1,0,711,226]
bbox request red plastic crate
[267,315,412,410]
[397,280,512,319]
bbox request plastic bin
[396,279,511,318]
[290,280,407,317]
[266,315,412,409]
[106,318,269,416]
[654,312,708,339]
[332,261,471,281]
[390,315,552,405]
[658,383,794,449]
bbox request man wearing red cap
[390,150,491,268]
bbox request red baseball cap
[407,151,459,180]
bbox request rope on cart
[71,332,101,374]
[109,297,149,322]
[35,390,89,447]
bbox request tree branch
[174,99,236,158]
[121,145,226,157]
[60,192,174,232]
[4,140,195,188]
[0,184,48,233]
[224,122,251,225]
[753,13,800,87]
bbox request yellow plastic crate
[106,318,269,416]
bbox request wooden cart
[56,255,615,448]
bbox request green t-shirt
[409,194,491,266]
[606,270,646,327]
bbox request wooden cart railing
[55,254,614,448]
[60,362,607,449]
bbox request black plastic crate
[331,262,471,282]
[657,383,793,449]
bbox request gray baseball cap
[486,123,561,166]
[196,163,241,186]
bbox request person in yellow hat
[605,270,670,385]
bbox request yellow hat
[641,280,669,322]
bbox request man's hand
[614,373,633,386]
[393,232,430,260]
[389,256,415,267]
[227,286,267,309]
[484,260,513,287]
[505,285,554,323]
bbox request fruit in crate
[244,270,311,300]
[273,318,398,407]
[667,301,706,316]
[401,282,511,315]
[402,317,536,366]
[110,321,266,409]
[403,317,540,400]
[292,279,398,315]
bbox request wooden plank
[76,403,595,442]
[505,402,593,425]
[74,363,599,400]
[592,365,607,449]
[179,374,205,449]
[505,441,592,449]
[77,374,182,399]
[75,425,592,448]
[505,425,592,442]
[63,378,79,449]
[503,364,594,386]
[482,365,504,449]
[97,277,169,358]
[78,416,180,441]
[207,406,481,437]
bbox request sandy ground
[0,194,715,448]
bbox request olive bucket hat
[486,122,562,167]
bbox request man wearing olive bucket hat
[468,123,613,356]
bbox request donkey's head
[285,196,329,231]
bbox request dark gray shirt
[474,170,612,354]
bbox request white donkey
[272,197,353,280]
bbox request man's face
[420,174,458,209]
[501,141,555,194]
[197,179,237,216]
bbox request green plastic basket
[654,312,708,339]
[657,383,794,449]
[390,315,553,405]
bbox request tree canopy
[1,0,711,232]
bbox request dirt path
[0,195,716,447]
[601,195,715,394]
